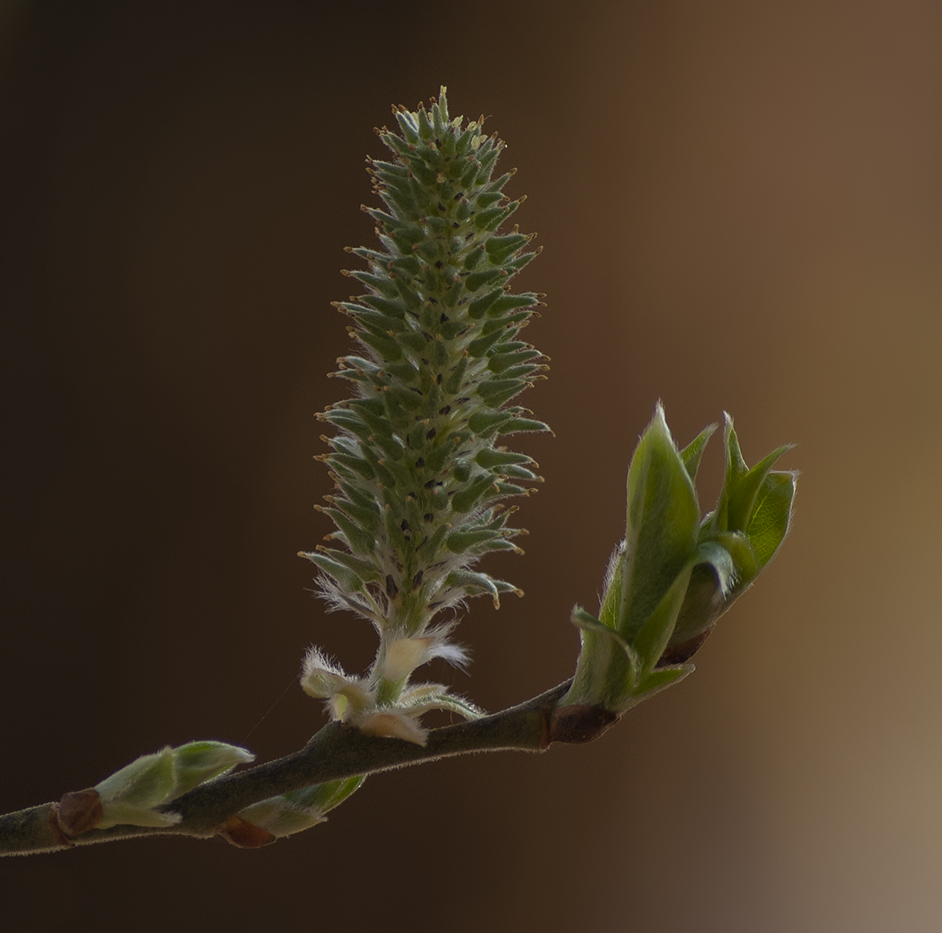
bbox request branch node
[547,706,619,745]
[217,815,277,849]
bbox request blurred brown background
[2,1,941,930]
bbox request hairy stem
[0,679,619,856]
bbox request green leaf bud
[679,423,718,481]
[619,404,700,641]
[563,405,796,713]
[234,778,367,840]
[171,741,256,798]
[712,413,794,536]
[746,469,797,569]
[94,748,180,829]
[86,741,254,831]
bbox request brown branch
[0,678,621,857]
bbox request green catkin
[305,88,549,643]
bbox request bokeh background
[3,1,941,930]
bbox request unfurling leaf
[562,405,795,714]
